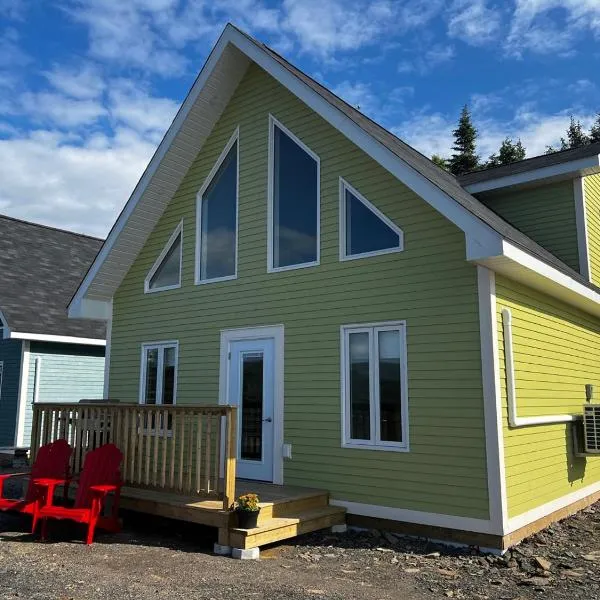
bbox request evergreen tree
[590,114,600,144]
[431,154,448,170]
[448,105,479,175]
[560,116,590,150]
[487,137,526,167]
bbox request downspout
[33,357,41,404]
[501,308,577,427]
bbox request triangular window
[340,179,404,260]
[145,221,183,293]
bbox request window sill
[268,260,319,274]
[194,274,237,286]
[342,441,409,453]
[144,283,182,294]
[340,247,404,262]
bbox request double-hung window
[268,115,320,271]
[342,322,408,451]
[140,342,178,406]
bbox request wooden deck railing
[30,403,237,510]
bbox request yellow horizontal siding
[110,63,490,519]
[496,276,600,518]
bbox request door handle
[263,417,272,423]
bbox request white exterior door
[228,338,275,481]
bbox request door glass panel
[378,330,402,442]
[349,332,370,440]
[144,348,158,404]
[240,352,264,461]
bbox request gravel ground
[1,470,599,600]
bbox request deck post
[30,404,41,462]
[223,406,237,511]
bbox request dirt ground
[1,498,600,600]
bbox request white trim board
[144,219,183,294]
[8,332,106,346]
[477,267,508,535]
[574,177,591,281]
[14,341,30,448]
[464,154,600,194]
[218,324,285,485]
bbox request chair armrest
[33,478,71,507]
[90,484,118,496]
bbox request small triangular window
[341,180,403,259]
[145,221,183,292]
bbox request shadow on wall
[566,422,587,484]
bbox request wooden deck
[119,480,346,554]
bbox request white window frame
[144,220,184,294]
[267,114,320,273]
[341,321,409,452]
[195,127,239,285]
[339,178,404,261]
[139,340,179,406]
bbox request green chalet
[40,24,600,556]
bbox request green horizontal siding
[0,339,22,447]
[478,181,579,272]
[22,342,105,447]
[110,63,489,520]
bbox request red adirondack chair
[34,443,123,545]
[0,439,72,517]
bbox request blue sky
[1,0,600,237]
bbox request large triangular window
[340,179,404,260]
[195,128,238,284]
[144,220,183,293]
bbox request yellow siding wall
[585,174,600,286]
[496,276,600,518]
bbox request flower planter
[236,507,260,529]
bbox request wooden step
[228,505,346,550]
[256,492,329,524]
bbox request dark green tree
[487,137,526,167]
[448,105,479,175]
[547,116,590,153]
[431,154,448,170]
[590,114,600,144]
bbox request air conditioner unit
[583,405,600,454]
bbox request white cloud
[448,0,503,45]
[18,92,106,127]
[397,44,455,75]
[0,127,155,237]
[44,63,106,99]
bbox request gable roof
[0,215,106,342]
[68,23,600,321]
[459,142,600,193]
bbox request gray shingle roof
[233,27,598,292]
[0,215,106,340]
[459,142,600,186]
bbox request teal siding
[0,339,22,447]
[22,342,105,447]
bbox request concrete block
[331,524,348,533]
[232,547,260,560]
[213,543,232,556]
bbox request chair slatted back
[75,444,123,509]
[25,440,72,502]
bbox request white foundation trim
[501,308,576,427]
[330,499,497,535]
[574,177,591,281]
[477,267,508,535]
[14,341,30,448]
[507,480,600,534]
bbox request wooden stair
[227,490,346,550]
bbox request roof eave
[464,155,600,194]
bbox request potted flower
[235,493,261,529]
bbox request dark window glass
[240,352,263,461]
[345,189,400,256]
[144,348,158,404]
[200,142,237,280]
[272,125,318,268]
[162,346,176,405]
[378,330,402,442]
[349,332,370,440]
[149,234,181,289]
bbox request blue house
[0,215,106,451]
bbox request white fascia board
[9,332,106,346]
[476,241,600,318]
[465,155,600,194]
[67,28,234,314]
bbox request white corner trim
[501,307,576,427]
[465,155,600,194]
[14,341,30,447]
[267,114,320,273]
[477,267,508,535]
[33,356,41,405]
[103,315,112,399]
[144,219,183,294]
[330,499,497,535]
[507,479,600,534]
[195,127,240,285]
[574,177,591,281]
[338,177,404,261]
[218,324,285,485]
[8,332,106,346]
